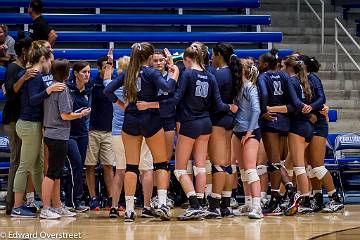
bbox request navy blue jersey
[67,78,92,137]
[104,66,176,113]
[89,73,113,132]
[157,72,176,118]
[167,69,230,122]
[257,71,304,132]
[288,75,311,121]
[308,73,326,122]
[19,72,53,122]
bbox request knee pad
[293,166,306,176]
[256,165,267,176]
[245,169,260,184]
[313,166,328,180]
[212,165,224,174]
[186,160,193,174]
[153,161,169,171]
[126,164,140,175]
[240,169,248,183]
[306,165,315,178]
[285,167,294,177]
[205,160,212,174]
[231,165,237,174]
[174,169,187,181]
[268,163,282,172]
[224,165,233,174]
[193,166,206,177]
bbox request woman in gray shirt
[41,59,91,220]
[233,59,262,219]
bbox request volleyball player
[104,42,179,222]
[299,55,344,213]
[257,49,304,216]
[206,42,237,219]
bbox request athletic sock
[125,196,134,214]
[158,189,167,207]
[252,197,261,208]
[205,184,212,198]
[245,195,252,207]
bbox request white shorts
[112,135,153,172]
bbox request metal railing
[335,18,360,71]
[297,0,324,53]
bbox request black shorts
[161,116,176,132]
[234,128,262,142]
[123,110,162,138]
[44,137,68,180]
[179,117,212,139]
[210,113,234,130]
[289,120,314,143]
[313,119,328,139]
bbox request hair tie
[296,60,304,65]
[230,54,237,60]
[191,45,198,52]
[131,43,142,51]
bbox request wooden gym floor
[0,206,360,240]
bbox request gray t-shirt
[4,35,15,56]
[44,86,73,140]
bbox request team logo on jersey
[42,74,54,87]
[195,80,209,98]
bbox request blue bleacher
[0,0,260,9]
[343,1,360,20]
[0,14,271,26]
[356,19,360,36]
[53,48,293,61]
[9,31,283,44]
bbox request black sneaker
[284,193,301,216]
[109,207,119,218]
[221,207,234,218]
[298,196,313,214]
[154,204,171,221]
[205,207,222,219]
[141,207,156,218]
[263,192,283,216]
[178,208,204,221]
[124,211,136,222]
[199,198,208,209]
[322,193,344,213]
[181,200,189,209]
[312,192,324,212]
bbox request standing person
[28,0,57,46]
[139,45,238,220]
[233,60,262,219]
[105,56,155,219]
[104,42,179,222]
[85,56,115,211]
[3,38,33,215]
[206,42,237,219]
[0,24,16,66]
[275,55,315,215]
[11,42,64,218]
[299,55,344,213]
[41,59,91,219]
[257,49,304,216]
[64,61,92,213]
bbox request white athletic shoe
[248,207,264,219]
[230,197,239,209]
[40,208,61,219]
[234,205,252,216]
[51,206,76,217]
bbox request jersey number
[273,81,283,96]
[136,77,141,92]
[195,80,209,98]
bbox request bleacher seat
[356,18,360,37]
[9,31,283,44]
[328,109,338,122]
[0,0,261,9]
[0,136,10,154]
[52,48,293,61]
[0,14,271,26]
[343,1,360,20]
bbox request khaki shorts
[85,130,115,166]
[112,135,153,171]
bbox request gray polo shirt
[44,86,73,140]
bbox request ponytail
[298,55,321,73]
[184,45,205,70]
[124,42,154,103]
[259,48,279,71]
[229,54,243,94]
[27,40,52,67]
